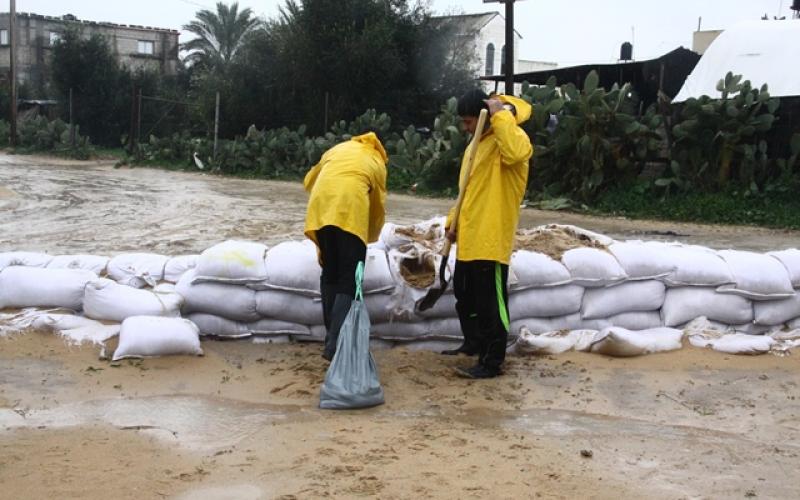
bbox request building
[0,12,180,90]
[432,11,556,92]
[692,29,723,55]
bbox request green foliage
[182,1,259,71]
[664,72,780,191]
[12,116,93,159]
[521,72,662,202]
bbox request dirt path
[1,154,799,499]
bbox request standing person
[443,89,533,379]
[304,131,388,361]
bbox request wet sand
[1,154,800,499]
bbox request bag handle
[354,261,365,301]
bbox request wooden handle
[442,108,488,255]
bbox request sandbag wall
[4,223,800,351]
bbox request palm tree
[182,1,260,70]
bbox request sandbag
[261,240,320,296]
[687,329,775,355]
[319,263,385,410]
[59,324,120,345]
[754,294,800,326]
[363,247,395,294]
[394,339,457,352]
[0,266,96,310]
[767,249,800,288]
[255,290,323,325]
[365,292,423,323]
[31,313,105,332]
[608,241,676,280]
[0,251,52,270]
[47,255,109,275]
[83,278,183,322]
[716,250,794,300]
[510,314,610,335]
[581,280,665,319]
[188,313,310,338]
[603,311,663,331]
[107,253,168,288]
[508,285,584,320]
[661,287,753,326]
[590,327,684,357]
[509,250,572,290]
[657,243,734,287]
[113,316,203,361]
[512,328,600,355]
[194,240,268,284]
[370,318,462,341]
[176,269,259,322]
[163,255,199,283]
[561,247,627,287]
[379,217,446,250]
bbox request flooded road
[1,154,800,499]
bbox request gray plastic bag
[319,262,385,410]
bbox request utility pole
[213,91,220,158]
[9,0,17,146]
[484,0,523,95]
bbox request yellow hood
[497,94,532,125]
[351,132,388,164]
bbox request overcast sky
[13,0,796,66]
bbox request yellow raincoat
[304,132,388,249]
[447,95,533,265]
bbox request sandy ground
[1,153,800,499]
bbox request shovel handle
[442,108,488,257]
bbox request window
[49,32,61,45]
[485,43,495,76]
[137,40,154,55]
[0,30,8,46]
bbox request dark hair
[457,88,489,118]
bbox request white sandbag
[83,278,182,322]
[31,313,105,332]
[194,240,268,284]
[754,294,800,326]
[590,326,683,357]
[413,292,456,320]
[716,250,794,300]
[261,240,320,296]
[426,317,462,338]
[688,330,775,355]
[0,266,96,310]
[604,311,663,331]
[0,251,52,270]
[608,241,676,280]
[47,255,109,275]
[60,324,120,345]
[107,253,168,288]
[510,314,584,335]
[112,316,202,361]
[395,339,459,352]
[561,247,627,287]
[657,243,734,287]
[379,217,446,250]
[370,317,461,340]
[509,250,572,290]
[163,255,199,283]
[249,318,310,336]
[767,249,800,288]
[788,318,800,330]
[509,285,584,320]
[252,335,292,344]
[255,290,323,325]
[685,317,773,336]
[661,287,753,327]
[581,280,665,319]
[363,247,395,294]
[306,324,327,342]
[176,269,259,322]
[187,313,251,338]
[512,328,600,355]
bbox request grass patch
[590,184,800,230]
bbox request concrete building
[0,12,180,90]
[433,11,556,92]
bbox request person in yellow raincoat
[443,89,533,379]
[304,132,388,360]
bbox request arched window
[501,45,506,74]
[485,43,495,76]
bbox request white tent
[674,21,800,102]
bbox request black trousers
[453,259,510,371]
[316,225,367,330]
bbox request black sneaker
[454,364,500,379]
